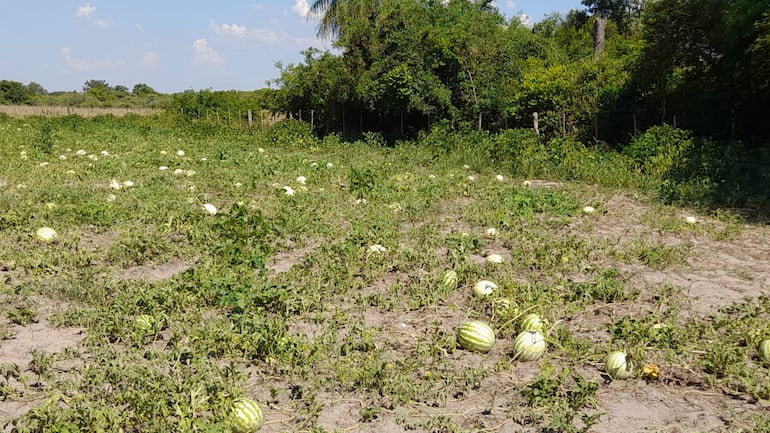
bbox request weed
[7,304,38,325]
[518,363,600,433]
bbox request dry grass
[0,105,162,118]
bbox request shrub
[258,119,317,148]
[623,125,694,178]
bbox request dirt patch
[0,297,84,424]
[582,193,770,316]
[593,381,763,433]
[77,226,119,252]
[0,319,83,371]
[115,257,191,281]
[266,246,316,274]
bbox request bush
[658,138,770,208]
[623,125,694,178]
[258,119,317,148]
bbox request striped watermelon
[520,313,545,332]
[457,320,495,353]
[135,314,155,335]
[512,330,546,361]
[230,397,263,432]
[493,298,518,319]
[441,270,458,291]
[605,351,634,379]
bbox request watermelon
[230,397,263,432]
[441,270,458,291]
[758,339,770,363]
[513,330,546,361]
[135,314,155,335]
[457,320,495,353]
[493,298,518,319]
[473,280,497,297]
[520,313,545,333]
[35,227,58,242]
[606,351,634,379]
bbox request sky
[0,1,584,94]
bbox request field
[0,115,768,433]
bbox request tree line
[0,79,278,124]
[274,0,770,146]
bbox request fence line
[0,105,164,118]
[0,105,288,132]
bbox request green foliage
[167,88,276,126]
[0,80,33,104]
[258,119,317,147]
[656,136,770,208]
[348,166,379,198]
[33,121,56,154]
[623,125,694,178]
[633,0,770,141]
[505,187,579,218]
[208,203,274,270]
[518,364,601,433]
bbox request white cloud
[292,0,310,18]
[210,22,247,37]
[142,51,160,67]
[61,47,121,72]
[208,20,314,46]
[76,3,96,17]
[192,39,222,64]
[136,24,144,31]
[94,18,111,29]
[76,3,111,29]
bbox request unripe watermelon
[230,398,263,432]
[457,320,495,353]
[520,313,545,332]
[493,298,518,319]
[758,339,770,363]
[606,351,634,379]
[135,314,155,335]
[441,270,458,291]
[513,330,546,361]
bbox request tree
[630,0,770,141]
[82,80,113,104]
[582,0,632,19]
[309,0,383,39]
[82,80,110,92]
[273,48,355,133]
[582,0,637,55]
[0,80,32,104]
[132,83,157,96]
[26,82,47,96]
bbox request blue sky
[0,1,583,94]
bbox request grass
[0,115,768,432]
